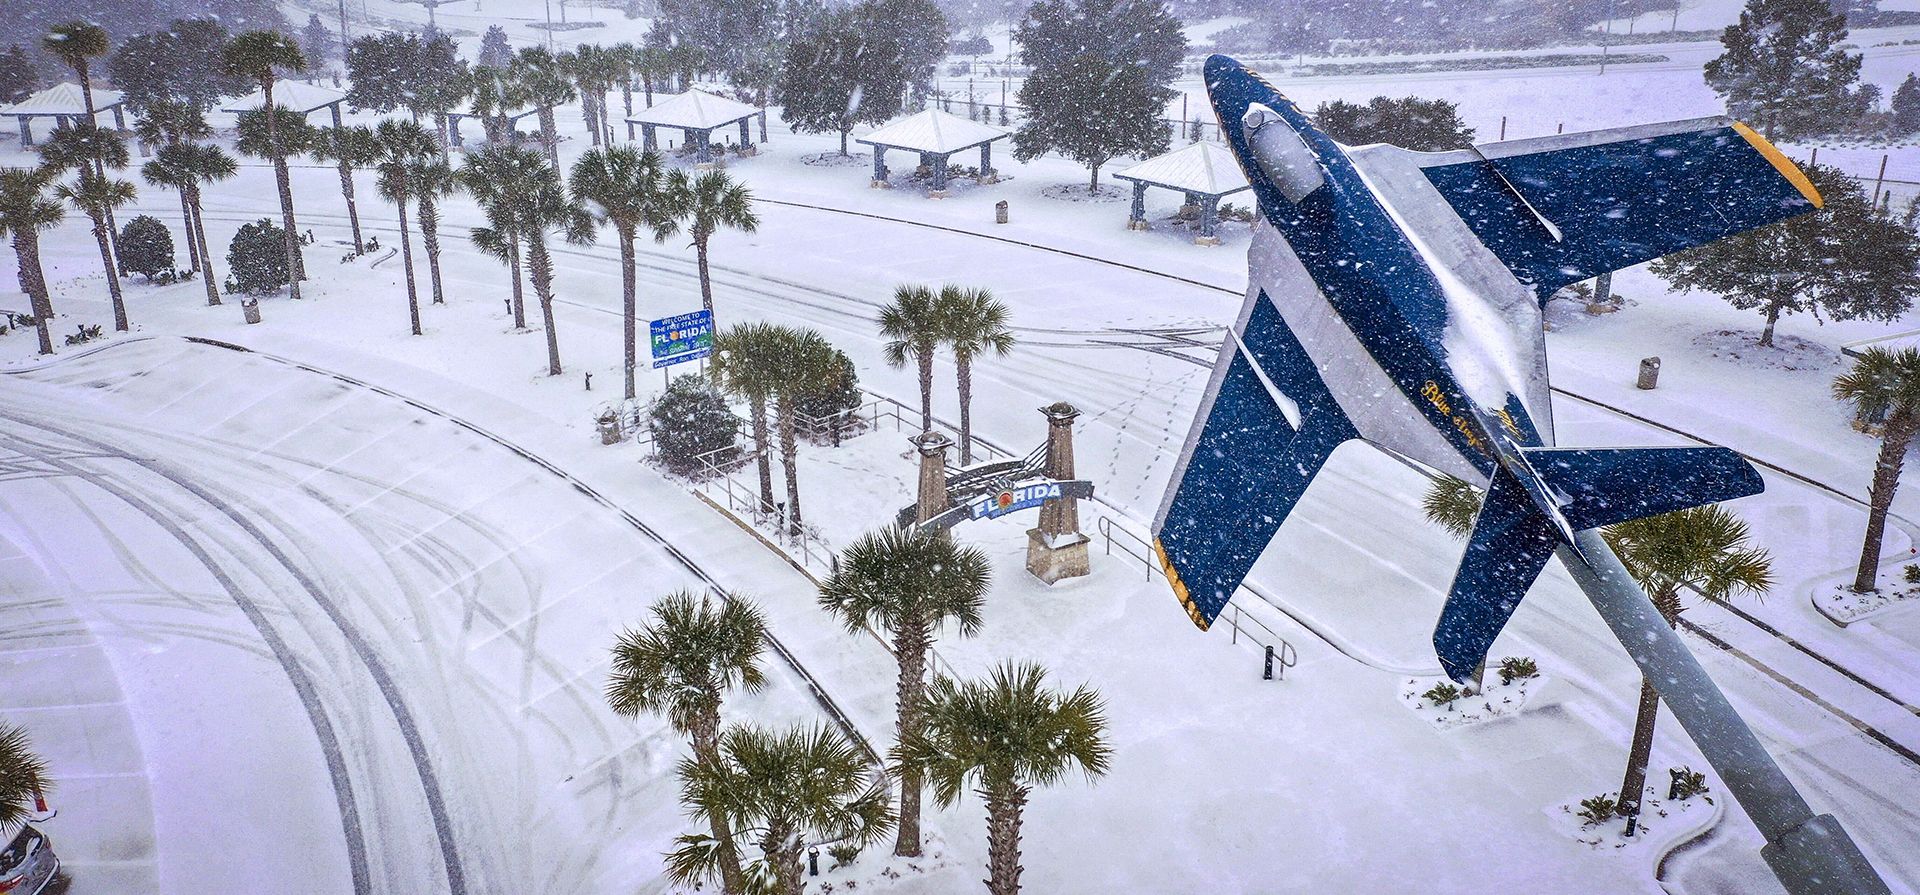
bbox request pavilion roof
[220,81,349,115]
[1112,140,1251,197]
[857,108,1007,155]
[0,82,125,117]
[626,90,759,130]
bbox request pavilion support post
[929,152,950,197]
[1027,402,1090,584]
[449,114,463,147]
[871,146,890,188]
[738,118,753,155]
[1196,194,1222,246]
[626,118,635,141]
[642,124,656,152]
[979,141,997,183]
[1127,181,1149,230]
[17,116,30,149]
[758,109,767,143]
[694,128,714,167]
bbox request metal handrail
[1095,515,1299,680]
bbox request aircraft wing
[1407,117,1823,300]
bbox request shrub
[797,348,862,444]
[1497,656,1538,686]
[1421,682,1462,710]
[1576,793,1619,826]
[63,323,104,346]
[1669,767,1711,801]
[1904,564,1920,584]
[226,218,291,295]
[117,215,175,280]
[649,374,740,476]
[828,842,860,869]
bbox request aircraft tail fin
[1432,445,1762,683]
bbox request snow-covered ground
[5,22,1920,895]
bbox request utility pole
[336,0,352,51]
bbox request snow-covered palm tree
[372,120,438,335]
[42,126,135,330]
[880,284,943,433]
[144,143,236,309]
[571,145,680,398]
[667,168,758,316]
[938,285,1015,464]
[0,724,50,833]
[222,30,308,295]
[1834,346,1920,593]
[0,166,66,355]
[710,321,788,512]
[507,46,575,169]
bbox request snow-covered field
[4,15,1920,895]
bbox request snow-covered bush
[1576,794,1619,827]
[117,215,174,281]
[226,218,291,295]
[1903,563,1920,584]
[1668,767,1710,801]
[828,842,859,869]
[796,348,862,445]
[1421,682,1462,710]
[649,374,740,476]
[1497,656,1538,686]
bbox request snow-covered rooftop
[625,90,759,131]
[857,108,1008,155]
[1112,141,1251,197]
[0,82,125,116]
[219,81,349,115]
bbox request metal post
[1263,644,1274,680]
[1559,530,1890,895]
[1872,154,1888,208]
[1499,116,1507,141]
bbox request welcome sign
[970,482,1065,520]
[650,310,715,368]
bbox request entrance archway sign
[913,479,1095,533]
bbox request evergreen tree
[299,14,333,73]
[110,20,244,115]
[1650,164,1920,347]
[851,0,949,100]
[1313,96,1476,150]
[0,45,38,103]
[818,525,991,858]
[116,214,174,279]
[1013,0,1184,192]
[345,32,418,117]
[1704,0,1866,139]
[476,25,513,70]
[779,7,909,155]
[227,217,291,295]
[1892,73,1920,136]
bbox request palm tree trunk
[689,716,747,895]
[958,355,974,465]
[179,188,201,272]
[12,230,54,356]
[190,190,222,306]
[750,398,775,513]
[1855,411,1918,592]
[337,152,364,254]
[396,200,422,335]
[264,80,307,296]
[529,231,562,375]
[982,782,1028,895]
[620,229,637,399]
[89,212,128,331]
[893,622,930,858]
[419,193,445,305]
[696,237,714,314]
[917,349,934,434]
[763,825,804,895]
[621,80,633,116]
[1616,675,1660,830]
[538,105,560,169]
[77,68,121,262]
[778,395,803,536]
[508,231,526,329]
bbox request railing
[687,443,838,575]
[1095,515,1299,681]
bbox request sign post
[649,309,715,389]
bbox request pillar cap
[911,431,954,455]
[1040,401,1080,422]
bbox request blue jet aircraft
[1155,55,1825,684]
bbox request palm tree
[571,145,680,399]
[414,159,460,307]
[710,322,785,512]
[311,123,381,256]
[42,22,117,249]
[0,167,65,355]
[568,44,618,148]
[611,42,640,119]
[1604,506,1771,832]
[372,120,438,336]
[667,168,757,316]
[0,723,51,832]
[508,46,575,169]
[607,590,769,895]
[880,284,944,433]
[462,145,545,329]
[145,143,236,308]
[41,126,134,331]
[669,724,892,895]
[769,327,839,536]
[895,662,1111,895]
[467,67,518,148]
[818,525,992,858]
[133,102,213,273]
[1420,474,1483,539]
[223,30,308,295]
[1834,347,1920,593]
[521,160,593,375]
[938,286,1015,464]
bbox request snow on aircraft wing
[1408,117,1823,300]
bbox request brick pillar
[913,431,954,525]
[1027,402,1090,583]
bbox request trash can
[995,200,1009,224]
[1637,357,1660,390]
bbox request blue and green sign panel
[650,310,714,368]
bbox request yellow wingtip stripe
[1154,538,1211,632]
[1732,121,1823,209]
